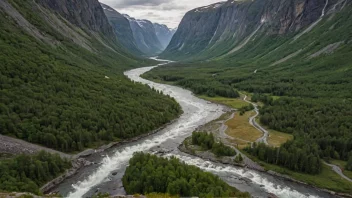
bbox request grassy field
[145,193,179,198]
[225,111,262,145]
[330,160,352,180]
[227,138,252,149]
[199,95,292,148]
[245,153,352,194]
[272,96,281,101]
[255,117,293,147]
[198,95,249,109]
[267,130,294,147]
[197,93,350,193]
[238,92,253,100]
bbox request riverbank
[179,134,352,197]
[72,115,182,159]
[245,153,352,197]
[40,115,181,194]
[178,137,245,168]
[178,108,352,197]
[48,64,339,198]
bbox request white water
[166,154,319,198]
[65,62,330,198]
[66,63,223,198]
[321,0,329,17]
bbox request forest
[0,151,71,194]
[0,0,182,152]
[143,7,352,175]
[239,104,254,115]
[347,154,352,171]
[123,152,249,197]
[259,97,352,162]
[144,74,240,98]
[191,132,236,157]
[245,142,322,174]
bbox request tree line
[192,132,236,157]
[347,154,352,171]
[259,97,352,162]
[239,104,254,115]
[0,151,71,194]
[245,142,322,174]
[123,152,249,197]
[144,72,240,98]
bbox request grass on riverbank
[145,193,179,198]
[199,95,292,148]
[267,130,294,147]
[330,160,352,180]
[244,152,352,194]
[225,111,262,144]
[198,96,249,109]
[255,117,293,147]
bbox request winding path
[214,112,265,171]
[241,96,352,183]
[323,161,352,182]
[243,95,269,145]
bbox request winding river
[51,61,334,198]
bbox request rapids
[51,61,333,198]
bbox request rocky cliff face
[101,3,141,55]
[36,0,115,39]
[161,0,350,60]
[153,23,176,49]
[125,15,163,56]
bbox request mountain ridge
[123,14,164,56]
[161,0,350,61]
[100,3,142,55]
[99,2,175,56]
[153,23,176,49]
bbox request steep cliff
[2,0,140,55]
[125,15,163,56]
[36,0,115,41]
[0,0,182,161]
[161,0,350,60]
[101,3,141,55]
[153,23,176,49]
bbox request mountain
[144,0,352,193]
[36,0,113,35]
[99,2,172,56]
[100,3,142,55]
[35,0,119,50]
[161,0,351,60]
[153,23,176,49]
[124,14,163,56]
[0,0,181,155]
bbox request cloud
[99,0,222,28]
[101,0,169,8]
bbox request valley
[140,0,352,196]
[50,62,335,198]
[0,0,351,197]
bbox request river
[51,61,334,198]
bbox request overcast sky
[99,0,223,28]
